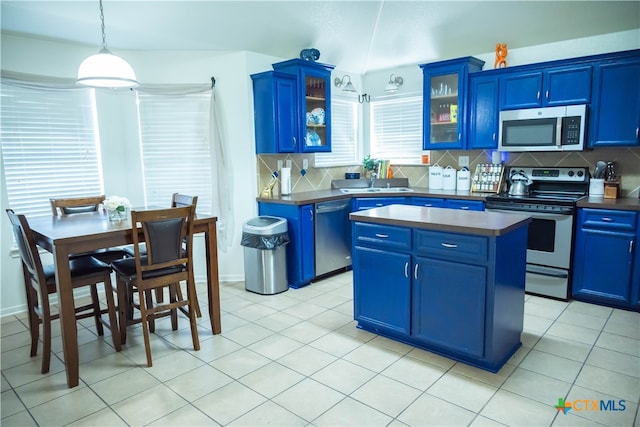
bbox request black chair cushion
[122,243,147,258]
[43,256,112,286]
[111,257,185,280]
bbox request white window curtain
[0,73,103,217]
[370,95,424,164]
[135,83,234,250]
[315,97,359,167]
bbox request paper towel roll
[280,167,291,195]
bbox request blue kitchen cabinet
[468,74,500,149]
[500,65,592,110]
[258,202,315,288]
[589,56,640,147]
[412,256,486,358]
[443,199,484,211]
[634,215,640,307]
[572,208,638,310]
[272,59,335,153]
[421,57,485,150]
[353,246,411,335]
[251,71,298,153]
[352,197,409,211]
[411,197,445,208]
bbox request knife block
[604,180,620,199]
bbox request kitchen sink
[339,187,414,194]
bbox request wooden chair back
[171,193,198,209]
[50,195,106,216]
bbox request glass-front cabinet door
[420,57,484,150]
[273,59,335,153]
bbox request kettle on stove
[508,170,532,196]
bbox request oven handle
[486,207,573,217]
[526,264,569,278]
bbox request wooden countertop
[349,204,531,237]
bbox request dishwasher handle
[316,201,351,214]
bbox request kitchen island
[350,204,531,372]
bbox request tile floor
[1,271,639,426]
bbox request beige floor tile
[67,407,129,426]
[313,396,392,426]
[258,311,304,332]
[308,309,353,331]
[221,323,275,347]
[238,362,304,398]
[501,367,572,405]
[147,404,220,426]
[228,400,306,426]
[232,302,277,322]
[556,310,608,331]
[279,320,331,343]
[405,347,456,370]
[565,385,637,426]
[551,411,603,426]
[595,331,640,357]
[519,349,583,383]
[381,354,447,391]
[533,334,592,362]
[187,334,243,363]
[312,358,376,394]
[30,387,108,426]
[165,364,233,402]
[309,330,367,357]
[351,374,421,417]
[523,300,566,320]
[144,350,205,382]
[277,345,337,376]
[2,355,66,389]
[450,361,515,388]
[272,378,345,421]
[545,322,601,345]
[480,390,556,426]
[343,341,404,372]
[565,300,613,318]
[281,301,328,320]
[468,414,508,426]
[14,370,87,408]
[398,393,476,426]
[0,410,38,427]
[247,333,304,360]
[427,371,498,412]
[192,381,266,425]
[209,348,270,379]
[575,364,640,402]
[523,313,555,335]
[603,312,640,340]
[586,346,640,378]
[1,389,25,418]
[308,291,352,309]
[111,384,187,425]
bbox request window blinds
[370,95,424,163]
[314,98,359,167]
[136,91,213,213]
[0,82,103,217]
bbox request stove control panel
[509,166,589,183]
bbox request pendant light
[77,0,138,88]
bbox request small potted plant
[104,196,131,221]
[362,155,378,178]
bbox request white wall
[1,29,639,316]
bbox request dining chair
[6,209,121,374]
[122,193,201,317]
[110,206,200,367]
[50,195,129,264]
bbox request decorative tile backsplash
[258,147,640,197]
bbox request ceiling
[2,1,639,74]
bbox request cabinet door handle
[405,262,409,278]
[601,217,613,222]
[441,242,458,248]
[636,127,639,141]
[630,240,634,254]
[375,233,389,238]
[545,90,549,100]
[458,133,462,141]
[293,137,296,148]
[492,132,496,141]
[537,90,540,100]
[414,263,419,280]
[310,210,313,221]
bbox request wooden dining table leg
[204,220,221,334]
[53,244,80,388]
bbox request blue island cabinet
[351,206,529,372]
[258,202,314,288]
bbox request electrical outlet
[285,159,292,169]
[302,159,309,170]
[277,160,283,171]
[458,156,469,168]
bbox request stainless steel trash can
[241,216,289,295]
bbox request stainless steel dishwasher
[315,200,352,276]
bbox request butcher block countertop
[349,204,531,237]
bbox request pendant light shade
[77,0,138,88]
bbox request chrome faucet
[370,172,377,187]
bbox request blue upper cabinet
[421,57,485,150]
[589,55,640,147]
[251,71,298,153]
[273,59,335,153]
[468,74,499,149]
[500,65,592,110]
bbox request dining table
[27,209,221,388]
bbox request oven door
[487,209,573,269]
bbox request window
[369,95,424,164]
[136,91,213,213]
[1,81,104,217]
[314,97,360,167]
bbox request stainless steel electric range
[485,166,590,300]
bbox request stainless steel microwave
[499,105,587,152]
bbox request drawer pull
[405,262,409,278]
[601,217,613,222]
[375,203,384,207]
[414,264,419,280]
[441,242,458,248]
[460,206,469,210]
[375,233,389,238]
